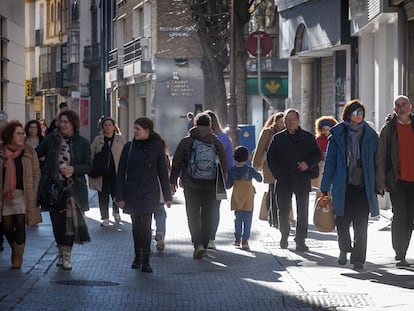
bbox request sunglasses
[352,110,364,116]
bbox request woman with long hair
[252,112,285,228]
[36,110,91,270]
[0,121,41,268]
[89,117,125,226]
[116,117,172,273]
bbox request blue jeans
[154,203,166,236]
[210,199,221,240]
[234,211,253,241]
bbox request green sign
[248,78,288,96]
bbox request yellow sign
[34,96,42,112]
[25,80,33,97]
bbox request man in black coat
[267,109,321,251]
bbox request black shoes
[141,263,153,273]
[131,259,141,269]
[396,259,410,267]
[353,262,364,270]
[338,251,347,265]
[295,242,309,252]
[280,237,288,249]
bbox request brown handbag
[259,191,269,220]
[313,192,335,232]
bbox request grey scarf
[345,121,364,186]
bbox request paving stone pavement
[1,182,414,311]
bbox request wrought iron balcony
[123,37,142,65]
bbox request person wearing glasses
[376,95,414,267]
[320,100,379,270]
[0,121,41,268]
[267,109,321,252]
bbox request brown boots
[11,242,25,269]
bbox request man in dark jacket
[376,95,414,267]
[170,113,227,259]
[267,109,321,251]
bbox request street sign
[246,31,272,57]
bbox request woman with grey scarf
[320,100,379,270]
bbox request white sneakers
[155,232,165,251]
[207,240,216,250]
[113,213,121,223]
[100,219,110,227]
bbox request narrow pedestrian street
[1,182,413,311]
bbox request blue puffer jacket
[320,121,379,217]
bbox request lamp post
[227,0,239,147]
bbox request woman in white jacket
[89,117,125,226]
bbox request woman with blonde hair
[252,112,285,227]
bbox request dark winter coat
[35,131,91,211]
[267,127,321,193]
[115,138,172,215]
[170,126,227,190]
[321,121,379,217]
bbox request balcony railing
[123,37,142,65]
[108,49,118,70]
[83,43,100,68]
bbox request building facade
[0,1,25,120]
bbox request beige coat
[88,133,125,192]
[0,144,41,226]
[252,126,277,184]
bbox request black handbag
[39,177,66,209]
[308,165,320,179]
[89,139,113,178]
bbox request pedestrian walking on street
[376,95,414,267]
[267,109,321,251]
[252,112,285,228]
[187,112,194,131]
[46,102,68,135]
[321,100,379,270]
[89,117,125,226]
[0,121,41,268]
[205,110,234,250]
[36,110,91,271]
[0,110,8,252]
[170,113,227,259]
[312,116,338,189]
[116,117,172,273]
[227,146,262,250]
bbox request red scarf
[4,144,24,199]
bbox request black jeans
[0,222,4,246]
[336,185,369,264]
[98,175,118,220]
[130,213,152,263]
[269,183,279,227]
[50,209,74,247]
[184,187,215,249]
[2,214,26,245]
[390,180,414,260]
[277,191,309,243]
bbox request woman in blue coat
[320,100,378,270]
[116,117,172,273]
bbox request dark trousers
[390,180,414,260]
[336,185,369,264]
[277,191,309,243]
[131,213,152,264]
[269,183,279,227]
[98,176,118,220]
[0,222,4,246]
[184,187,215,249]
[2,214,26,245]
[49,209,74,246]
[210,199,222,240]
